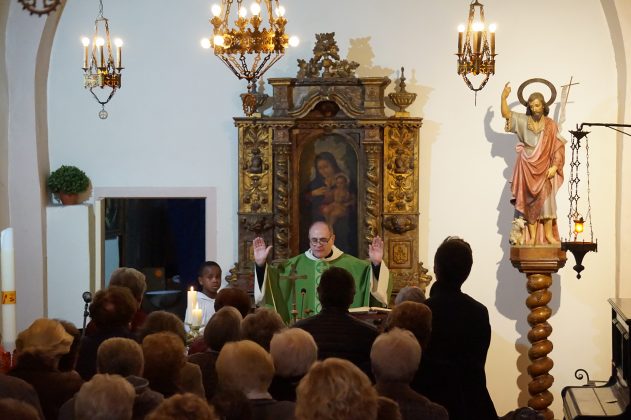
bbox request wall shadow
[483,105,562,407]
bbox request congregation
[0,237,540,420]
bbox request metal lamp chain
[585,135,593,240]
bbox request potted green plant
[47,165,90,205]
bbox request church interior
[1,0,631,418]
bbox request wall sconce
[17,0,61,16]
[82,0,123,119]
[201,0,299,116]
[456,0,496,104]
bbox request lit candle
[114,38,123,69]
[489,23,497,56]
[192,303,203,327]
[457,25,464,55]
[96,37,105,68]
[81,37,90,69]
[187,286,197,322]
[1,228,16,352]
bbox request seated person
[188,307,243,401]
[293,267,378,379]
[216,340,295,419]
[269,328,317,402]
[142,332,187,398]
[109,267,149,332]
[394,286,426,305]
[371,328,447,420]
[296,358,378,420]
[76,286,137,380]
[146,393,218,420]
[241,308,286,351]
[137,311,204,398]
[74,374,135,420]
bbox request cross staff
[279,263,307,325]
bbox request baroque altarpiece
[230,34,431,298]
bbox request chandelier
[456,0,496,103]
[202,0,298,116]
[81,0,123,119]
[17,0,61,16]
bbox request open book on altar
[348,306,392,314]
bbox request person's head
[526,92,549,118]
[56,319,81,372]
[210,389,253,420]
[270,328,317,378]
[146,393,218,420]
[142,332,186,396]
[109,267,147,304]
[15,318,72,366]
[241,307,286,351]
[216,340,274,396]
[296,358,378,420]
[138,310,186,344]
[308,221,335,258]
[89,286,137,331]
[433,236,473,287]
[0,398,40,420]
[314,152,341,179]
[371,328,421,384]
[75,374,135,420]
[214,287,252,318]
[334,173,349,188]
[383,301,432,349]
[317,266,355,309]
[198,261,222,297]
[97,337,144,377]
[204,306,242,351]
[394,286,426,305]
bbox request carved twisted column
[511,247,566,420]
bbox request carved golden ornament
[240,216,274,234]
[297,33,359,79]
[241,126,272,212]
[383,215,417,234]
[388,67,417,117]
[273,143,290,259]
[385,126,416,212]
[392,243,409,265]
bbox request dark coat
[8,354,83,420]
[250,398,295,420]
[375,381,448,420]
[293,307,378,379]
[417,281,498,420]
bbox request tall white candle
[192,303,203,327]
[186,287,197,322]
[1,228,16,352]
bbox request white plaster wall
[34,0,622,417]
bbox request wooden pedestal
[510,246,567,420]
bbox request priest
[253,221,391,323]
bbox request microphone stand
[81,291,92,339]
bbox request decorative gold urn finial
[388,67,417,117]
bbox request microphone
[300,288,307,320]
[82,291,92,303]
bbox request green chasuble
[257,247,392,324]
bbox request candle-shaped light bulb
[250,2,261,16]
[457,24,464,55]
[95,37,105,68]
[489,23,496,56]
[211,4,221,17]
[288,35,300,47]
[213,35,225,47]
[472,23,483,55]
[275,5,285,17]
[200,38,211,49]
[114,38,123,69]
[238,6,247,18]
[81,37,90,68]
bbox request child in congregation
[185,261,222,330]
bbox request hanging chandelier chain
[98,0,104,19]
[585,135,593,240]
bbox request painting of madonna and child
[299,136,359,256]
